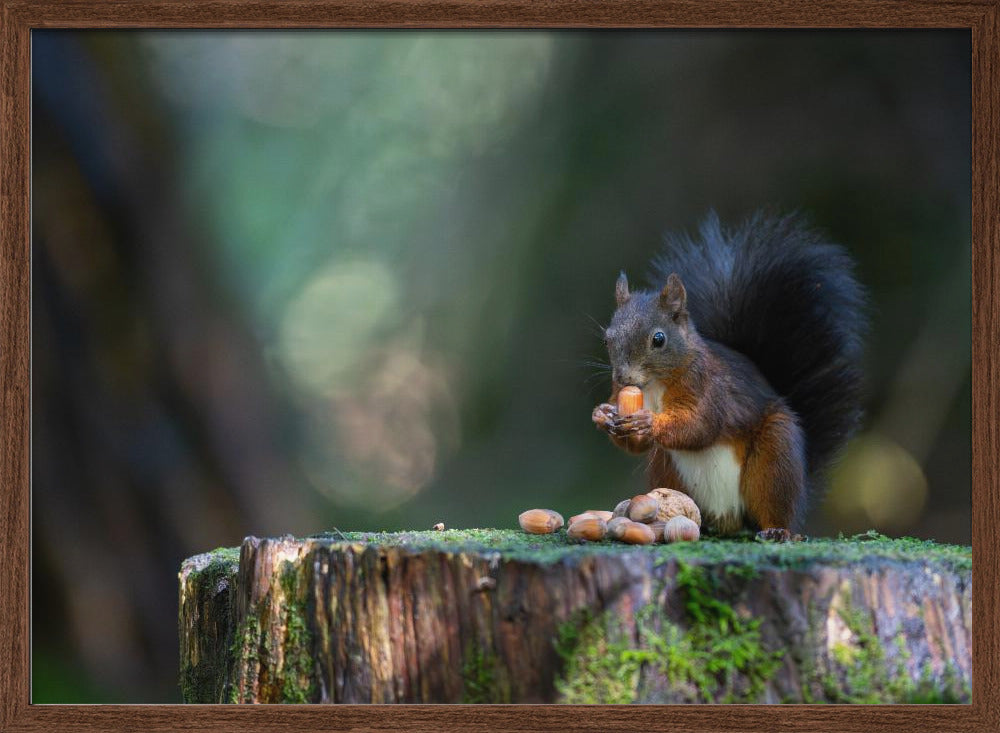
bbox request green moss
[183,548,240,600]
[461,642,509,703]
[194,529,969,704]
[903,662,970,704]
[179,663,205,705]
[553,563,782,703]
[207,545,241,563]
[228,613,261,703]
[184,548,241,588]
[223,562,315,704]
[819,588,970,703]
[666,562,782,702]
[276,561,316,703]
[301,528,970,574]
[553,609,646,704]
[179,548,241,703]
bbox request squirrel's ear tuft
[660,273,687,319]
[615,271,630,307]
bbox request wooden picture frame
[2,1,996,731]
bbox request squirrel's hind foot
[755,528,806,543]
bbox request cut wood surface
[178,530,971,704]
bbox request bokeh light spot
[301,345,460,510]
[279,259,399,395]
[828,432,928,532]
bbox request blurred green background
[31,30,970,703]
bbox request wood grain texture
[1,1,32,731]
[970,4,999,731]
[1,0,996,28]
[178,537,972,704]
[2,0,997,731]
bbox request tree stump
[178,530,971,704]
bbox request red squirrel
[592,212,866,541]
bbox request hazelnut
[648,521,666,542]
[648,488,702,527]
[617,386,644,417]
[519,508,564,534]
[612,499,632,518]
[606,516,632,540]
[569,509,616,526]
[628,494,659,523]
[620,521,656,545]
[567,516,607,541]
[664,515,700,543]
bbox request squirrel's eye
[651,331,666,348]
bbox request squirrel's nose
[613,369,638,387]
[611,367,642,387]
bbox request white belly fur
[668,444,743,522]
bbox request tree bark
[179,533,971,704]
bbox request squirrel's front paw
[610,409,653,438]
[592,403,617,432]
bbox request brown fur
[598,347,807,535]
[740,409,805,530]
[597,219,865,540]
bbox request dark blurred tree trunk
[32,32,310,701]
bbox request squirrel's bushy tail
[651,211,867,477]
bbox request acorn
[606,516,632,540]
[620,520,656,545]
[664,515,701,543]
[648,488,702,527]
[567,516,607,541]
[628,494,659,523]
[612,499,632,518]
[617,386,644,416]
[519,508,564,534]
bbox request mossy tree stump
[179,530,971,704]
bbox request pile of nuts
[517,488,701,545]
[517,387,702,544]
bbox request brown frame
[2,1,996,731]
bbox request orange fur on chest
[614,361,805,533]
[643,377,698,413]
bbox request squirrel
[591,212,866,541]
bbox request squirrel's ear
[660,273,687,319]
[615,271,630,307]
